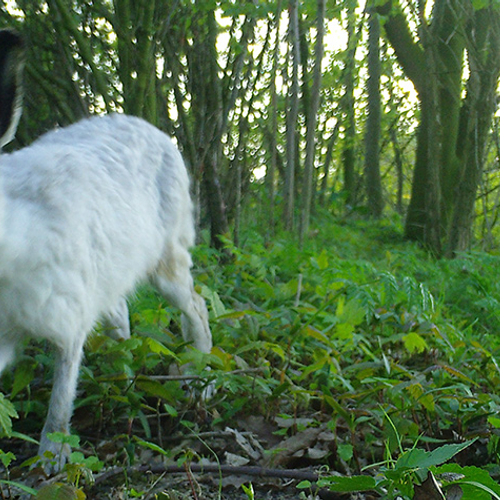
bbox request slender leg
[152,251,212,354]
[39,336,85,471]
[153,265,213,399]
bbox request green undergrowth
[3,213,500,498]
[211,217,500,441]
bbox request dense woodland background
[3,1,500,499]
[2,0,500,255]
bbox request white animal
[0,30,212,470]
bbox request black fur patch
[0,30,24,144]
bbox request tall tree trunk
[284,0,301,231]
[267,0,282,239]
[342,0,358,208]
[447,9,500,254]
[189,6,229,249]
[300,0,325,242]
[364,7,383,217]
[404,16,443,252]
[230,23,271,245]
[380,0,500,256]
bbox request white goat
[0,30,212,469]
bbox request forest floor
[2,217,500,499]
[3,411,370,499]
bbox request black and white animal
[0,30,212,470]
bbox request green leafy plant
[0,392,17,437]
[317,439,500,499]
[241,483,255,499]
[4,215,500,497]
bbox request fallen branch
[94,463,320,486]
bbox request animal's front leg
[39,336,85,473]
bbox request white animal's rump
[0,113,212,469]
[1,115,186,342]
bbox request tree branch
[47,0,113,112]
[378,0,426,95]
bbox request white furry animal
[0,30,212,470]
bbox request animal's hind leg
[101,298,131,340]
[152,248,212,354]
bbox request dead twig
[94,463,321,486]
[93,464,357,499]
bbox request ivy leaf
[403,332,428,354]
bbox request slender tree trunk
[190,5,229,249]
[342,0,358,208]
[318,121,340,207]
[364,8,383,217]
[300,0,325,242]
[421,48,442,253]
[267,0,282,238]
[231,26,270,244]
[389,126,404,214]
[284,0,300,231]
